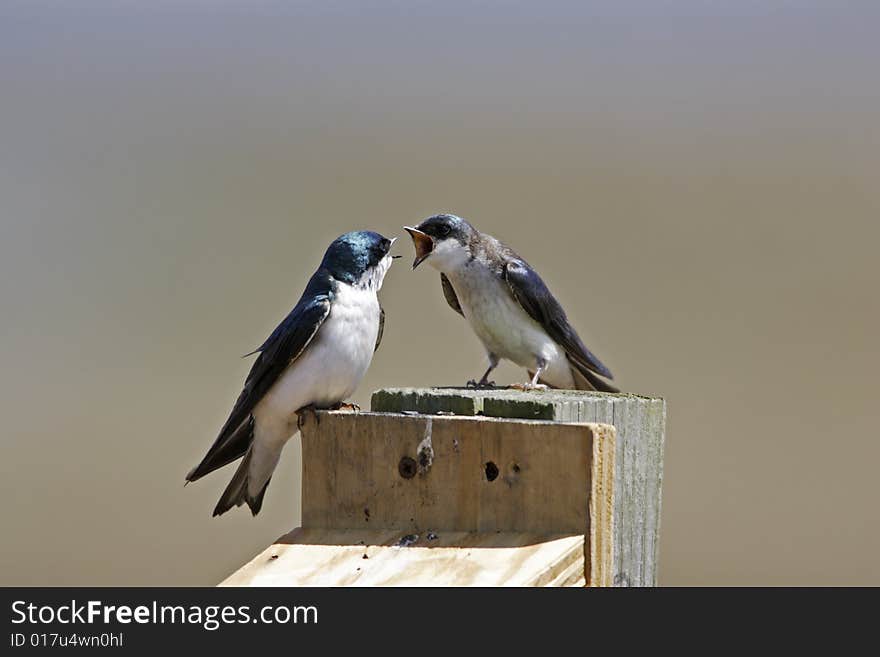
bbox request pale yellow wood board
[221,411,619,587]
[588,422,616,587]
[221,528,586,587]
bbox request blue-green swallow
[187,231,396,516]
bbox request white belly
[245,279,382,497]
[448,265,574,387]
[255,282,380,435]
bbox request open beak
[403,226,434,269]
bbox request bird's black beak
[404,226,433,270]
[387,236,402,259]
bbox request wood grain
[222,387,664,587]
[220,528,586,587]
[372,388,666,586]
[298,412,597,535]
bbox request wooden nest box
[222,388,666,587]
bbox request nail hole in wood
[398,456,417,479]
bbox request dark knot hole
[398,456,417,479]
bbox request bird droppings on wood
[364,507,370,522]
[417,419,434,474]
[418,448,432,471]
[427,532,439,541]
[396,534,419,548]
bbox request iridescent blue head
[321,230,396,286]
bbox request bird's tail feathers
[186,415,255,484]
[212,446,272,517]
[569,360,620,393]
[531,362,619,393]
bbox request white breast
[255,281,380,432]
[447,264,574,387]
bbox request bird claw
[466,379,496,389]
[330,401,361,412]
[296,405,319,430]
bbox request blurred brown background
[1,2,878,586]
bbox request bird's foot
[296,404,320,430]
[466,379,497,389]
[330,401,361,412]
[510,382,549,391]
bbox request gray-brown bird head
[404,213,476,270]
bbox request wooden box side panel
[300,413,595,535]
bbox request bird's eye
[438,225,451,237]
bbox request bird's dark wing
[503,259,614,381]
[440,273,464,317]
[375,306,385,351]
[186,272,333,483]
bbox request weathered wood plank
[220,528,586,587]
[298,412,598,535]
[222,387,662,587]
[370,388,666,586]
[222,411,618,587]
[586,394,666,587]
[589,422,616,587]
[371,387,652,421]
